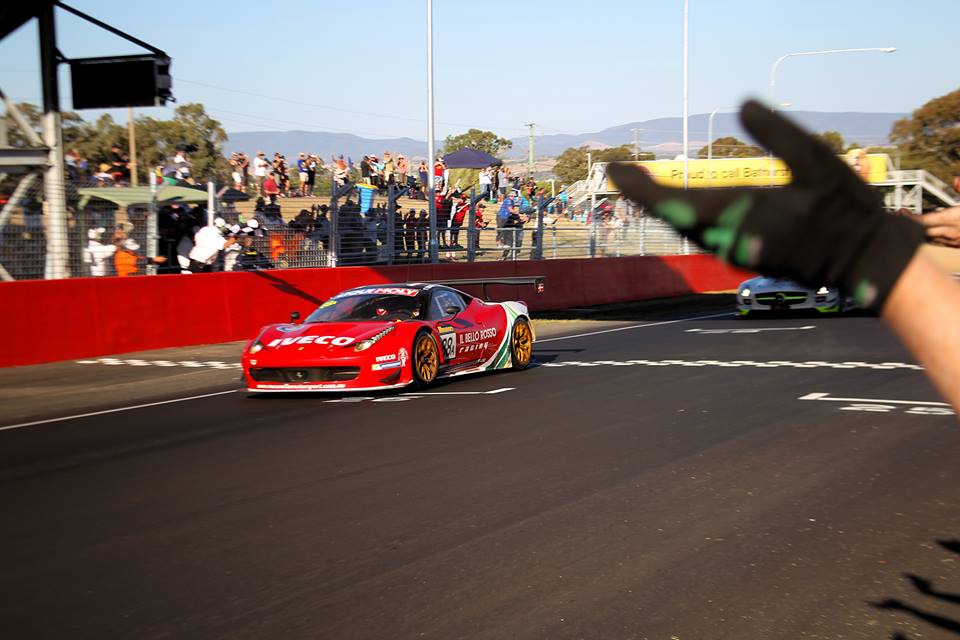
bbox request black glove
[607,100,925,311]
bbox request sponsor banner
[254,382,347,390]
[334,287,419,298]
[371,361,403,371]
[844,150,888,183]
[266,335,355,348]
[606,153,889,190]
[459,327,497,344]
[375,354,397,362]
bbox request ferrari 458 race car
[242,278,542,393]
[736,275,857,315]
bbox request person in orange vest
[113,238,167,276]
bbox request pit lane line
[2,311,731,433]
[0,389,241,432]
[535,311,732,343]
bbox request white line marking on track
[536,359,923,371]
[401,387,515,396]
[686,325,815,334]
[74,358,242,370]
[0,390,239,432]
[799,392,949,407]
[537,312,732,343]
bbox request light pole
[681,0,689,190]
[768,46,896,186]
[426,0,437,262]
[525,122,535,177]
[681,0,689,254]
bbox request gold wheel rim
[513,321,532,365]
[416,336,438,382]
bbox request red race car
[242,277,543,393]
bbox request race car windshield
[305,294,423,323]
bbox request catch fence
[0,179,695,280]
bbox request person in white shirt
[222,224,242,271]
[83,227,116,276]
[186,218,237,273]
[478,167,493,202]
[173,151,191,181]
[252,151,270,195]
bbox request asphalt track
[3,297,960,640]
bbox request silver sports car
[736,276,857,315]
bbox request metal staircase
[875,168,958,212]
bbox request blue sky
[1,0,957,143]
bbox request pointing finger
[739,100,850,187]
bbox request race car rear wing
[426,276,546,301]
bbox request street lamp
[768,46,896,185]
[770,47,896,105]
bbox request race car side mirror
[289,310,301,324]
[444,305,461,317]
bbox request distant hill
[505,111,908,158]
[226,111,907,163]
[224,130,427,165]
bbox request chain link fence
[0,177,695,280]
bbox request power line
[175,77,532,135]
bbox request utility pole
[127,106,138,186]
[631,127,639,160]
[525,122,535,177]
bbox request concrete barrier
[0,255,751,367]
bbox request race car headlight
[247,329,269,354]
[816,286,830,295]
[354,325,395,352]
[740,288,751,298]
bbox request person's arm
[882,252,960,408]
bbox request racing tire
[510,317,533,370]
[411,331,440,388]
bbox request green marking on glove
[701,195,753,259]
[654,199,696,229]
[854,279,878,308]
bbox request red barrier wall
[0,256,751,367]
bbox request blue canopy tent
[441,148,503,169]
[440,149,502,195]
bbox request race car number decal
[440,332,457,360]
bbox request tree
[552,144,645,184]
[3,103,88,148]
[890,88,960,183]
[3,101,230,183]
[813,131,846,154]
[443,129,512,156]
[696,136,763,159]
